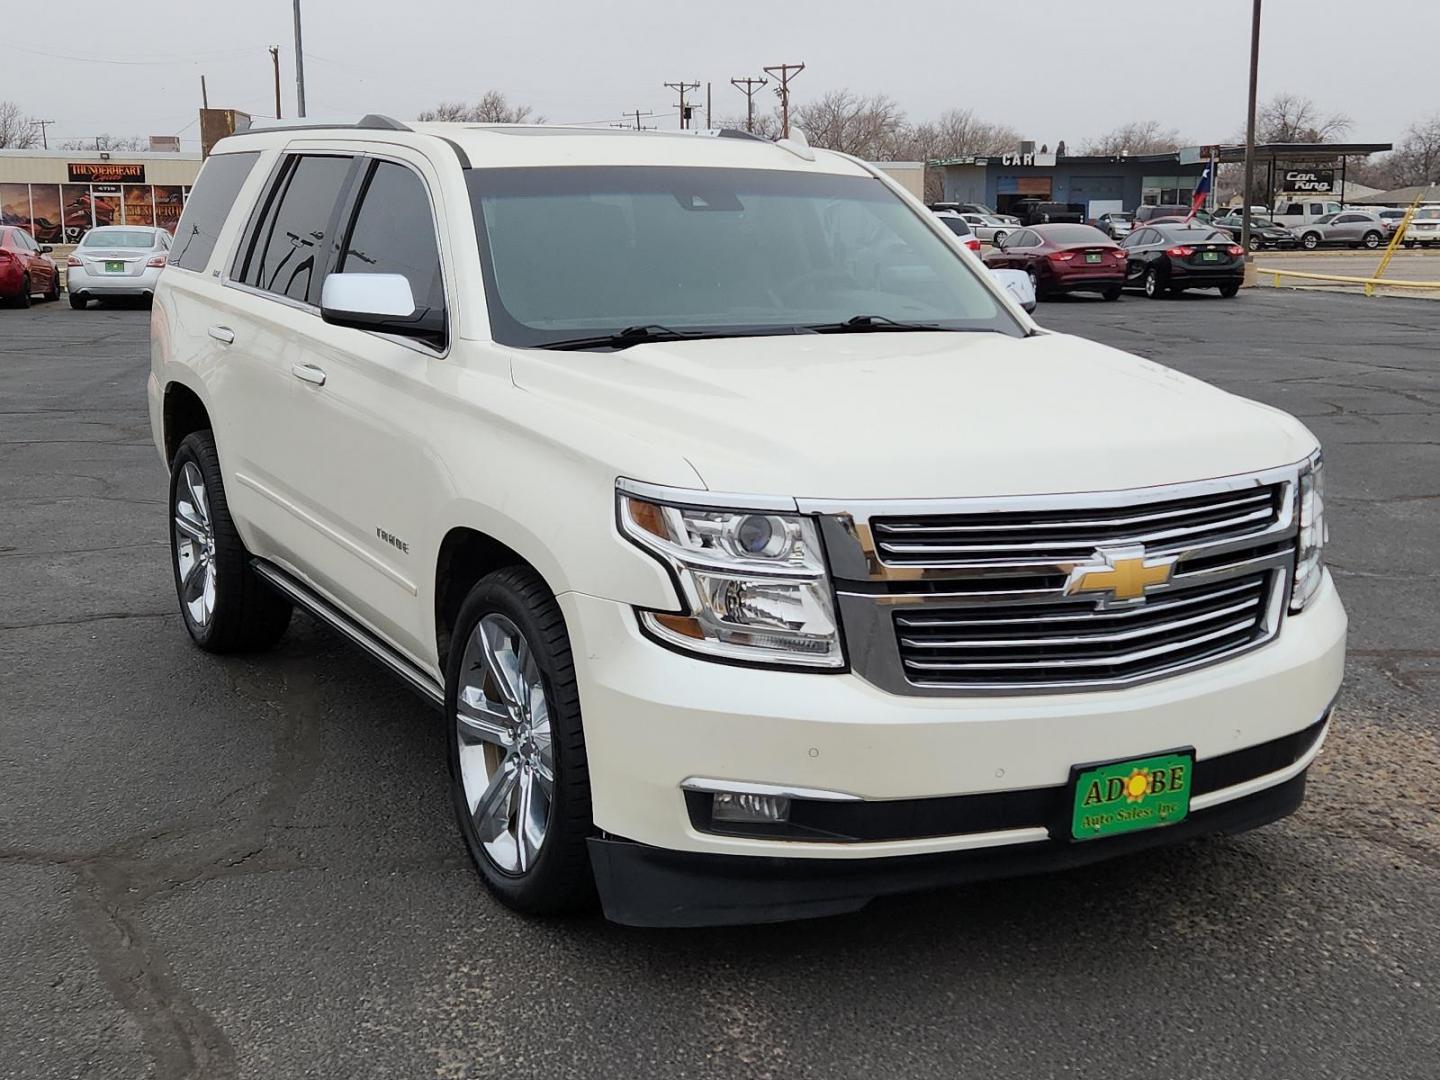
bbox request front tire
[168,431,292,652]
[1361,231,1382,250]
[446,566,595,915]
[45,274,60,302]
[992,231,1007,246]
[15,275,32,308]
[1301,233,1319,250]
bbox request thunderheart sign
[67,162,146,183]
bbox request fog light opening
[711,791,791,824]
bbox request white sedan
[66,226,172,308]
[958,213,1015,246]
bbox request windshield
[467,166,1023,348]
[80,228,155,249]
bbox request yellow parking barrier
[1256,267,1440,296]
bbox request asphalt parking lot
[2,291,1438,1080]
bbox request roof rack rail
[245,114,412,134]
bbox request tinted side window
[241,154,353,303]
[172,151,260,272]
[338,161,446,322]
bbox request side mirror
[987,267,1037,314]
[39,244,53,254]
[320,273,444,341]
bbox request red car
[0,226,61,307]
[983,223,1128,301]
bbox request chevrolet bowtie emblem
[1064,547,1176,605]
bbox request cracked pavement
[1,292,1437,1079]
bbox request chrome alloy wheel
[456,613,555,875]
[172,461,217,628]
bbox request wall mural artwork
[2,182,188,242]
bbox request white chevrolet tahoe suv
[149,116,1345,926]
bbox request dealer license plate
[1084,252,1102,264]
[1070,751,1192,841]
[105,260,125,273]
[1200,251,1220,262]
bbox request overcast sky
[10,0,1433,152]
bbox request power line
[664,80,700,130]
[730,76,768,133]
[763,62,805,139]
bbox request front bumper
[67,263,163,297]
[562,570,1342,870]
[591,767,1313,926]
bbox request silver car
[958,213,1014,245]
[66,226,172,308]
[1294,211,1391,251]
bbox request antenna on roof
[775,126,815,162]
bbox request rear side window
[337,161,445,321]
[172,152,259,272]
[237,154,353,304]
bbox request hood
[509,331,1316,500]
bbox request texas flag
[1185,164,1213,221]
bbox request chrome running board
[250,558,444,709]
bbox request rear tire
[69,293,86,310]
[1219,283,1241,298]
[168,431,292,653]
[1101,286,1122,302]
[446,566,595,916]
[1144,268,1165,299]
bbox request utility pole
[269,46,283,120]
[626,110,656,131]
[32,119,55,149]
[730,76,767,133]
[763,63,804,139]
[200,75,209,109]
[1240,0,1261,271]
[292,0,308,118]
[705,82,711,129]
[664,80,700,130]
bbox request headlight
[1291,451,1327,611]
[618,492,844,668]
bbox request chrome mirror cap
[320,272,416,319]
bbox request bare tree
[1387,114,1440,187]
[791,90,908,160]
[0,101,40,149]
[58,134,147,151]
[1080,121,1183,156]
[1257,93,1351,143]
[906,108,1022,161]
[419,91,540,124]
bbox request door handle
[291,362,327,387]
[207,325,235,345]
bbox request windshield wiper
[536,324,738,351]
[802,314,947,334]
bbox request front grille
[895,570,1276,690]
[871,483,1285,567]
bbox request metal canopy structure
[1179,142,1393,208]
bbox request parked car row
[0,224,172,309]
[981,222,1244,302]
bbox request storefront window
[0,180,188,241]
